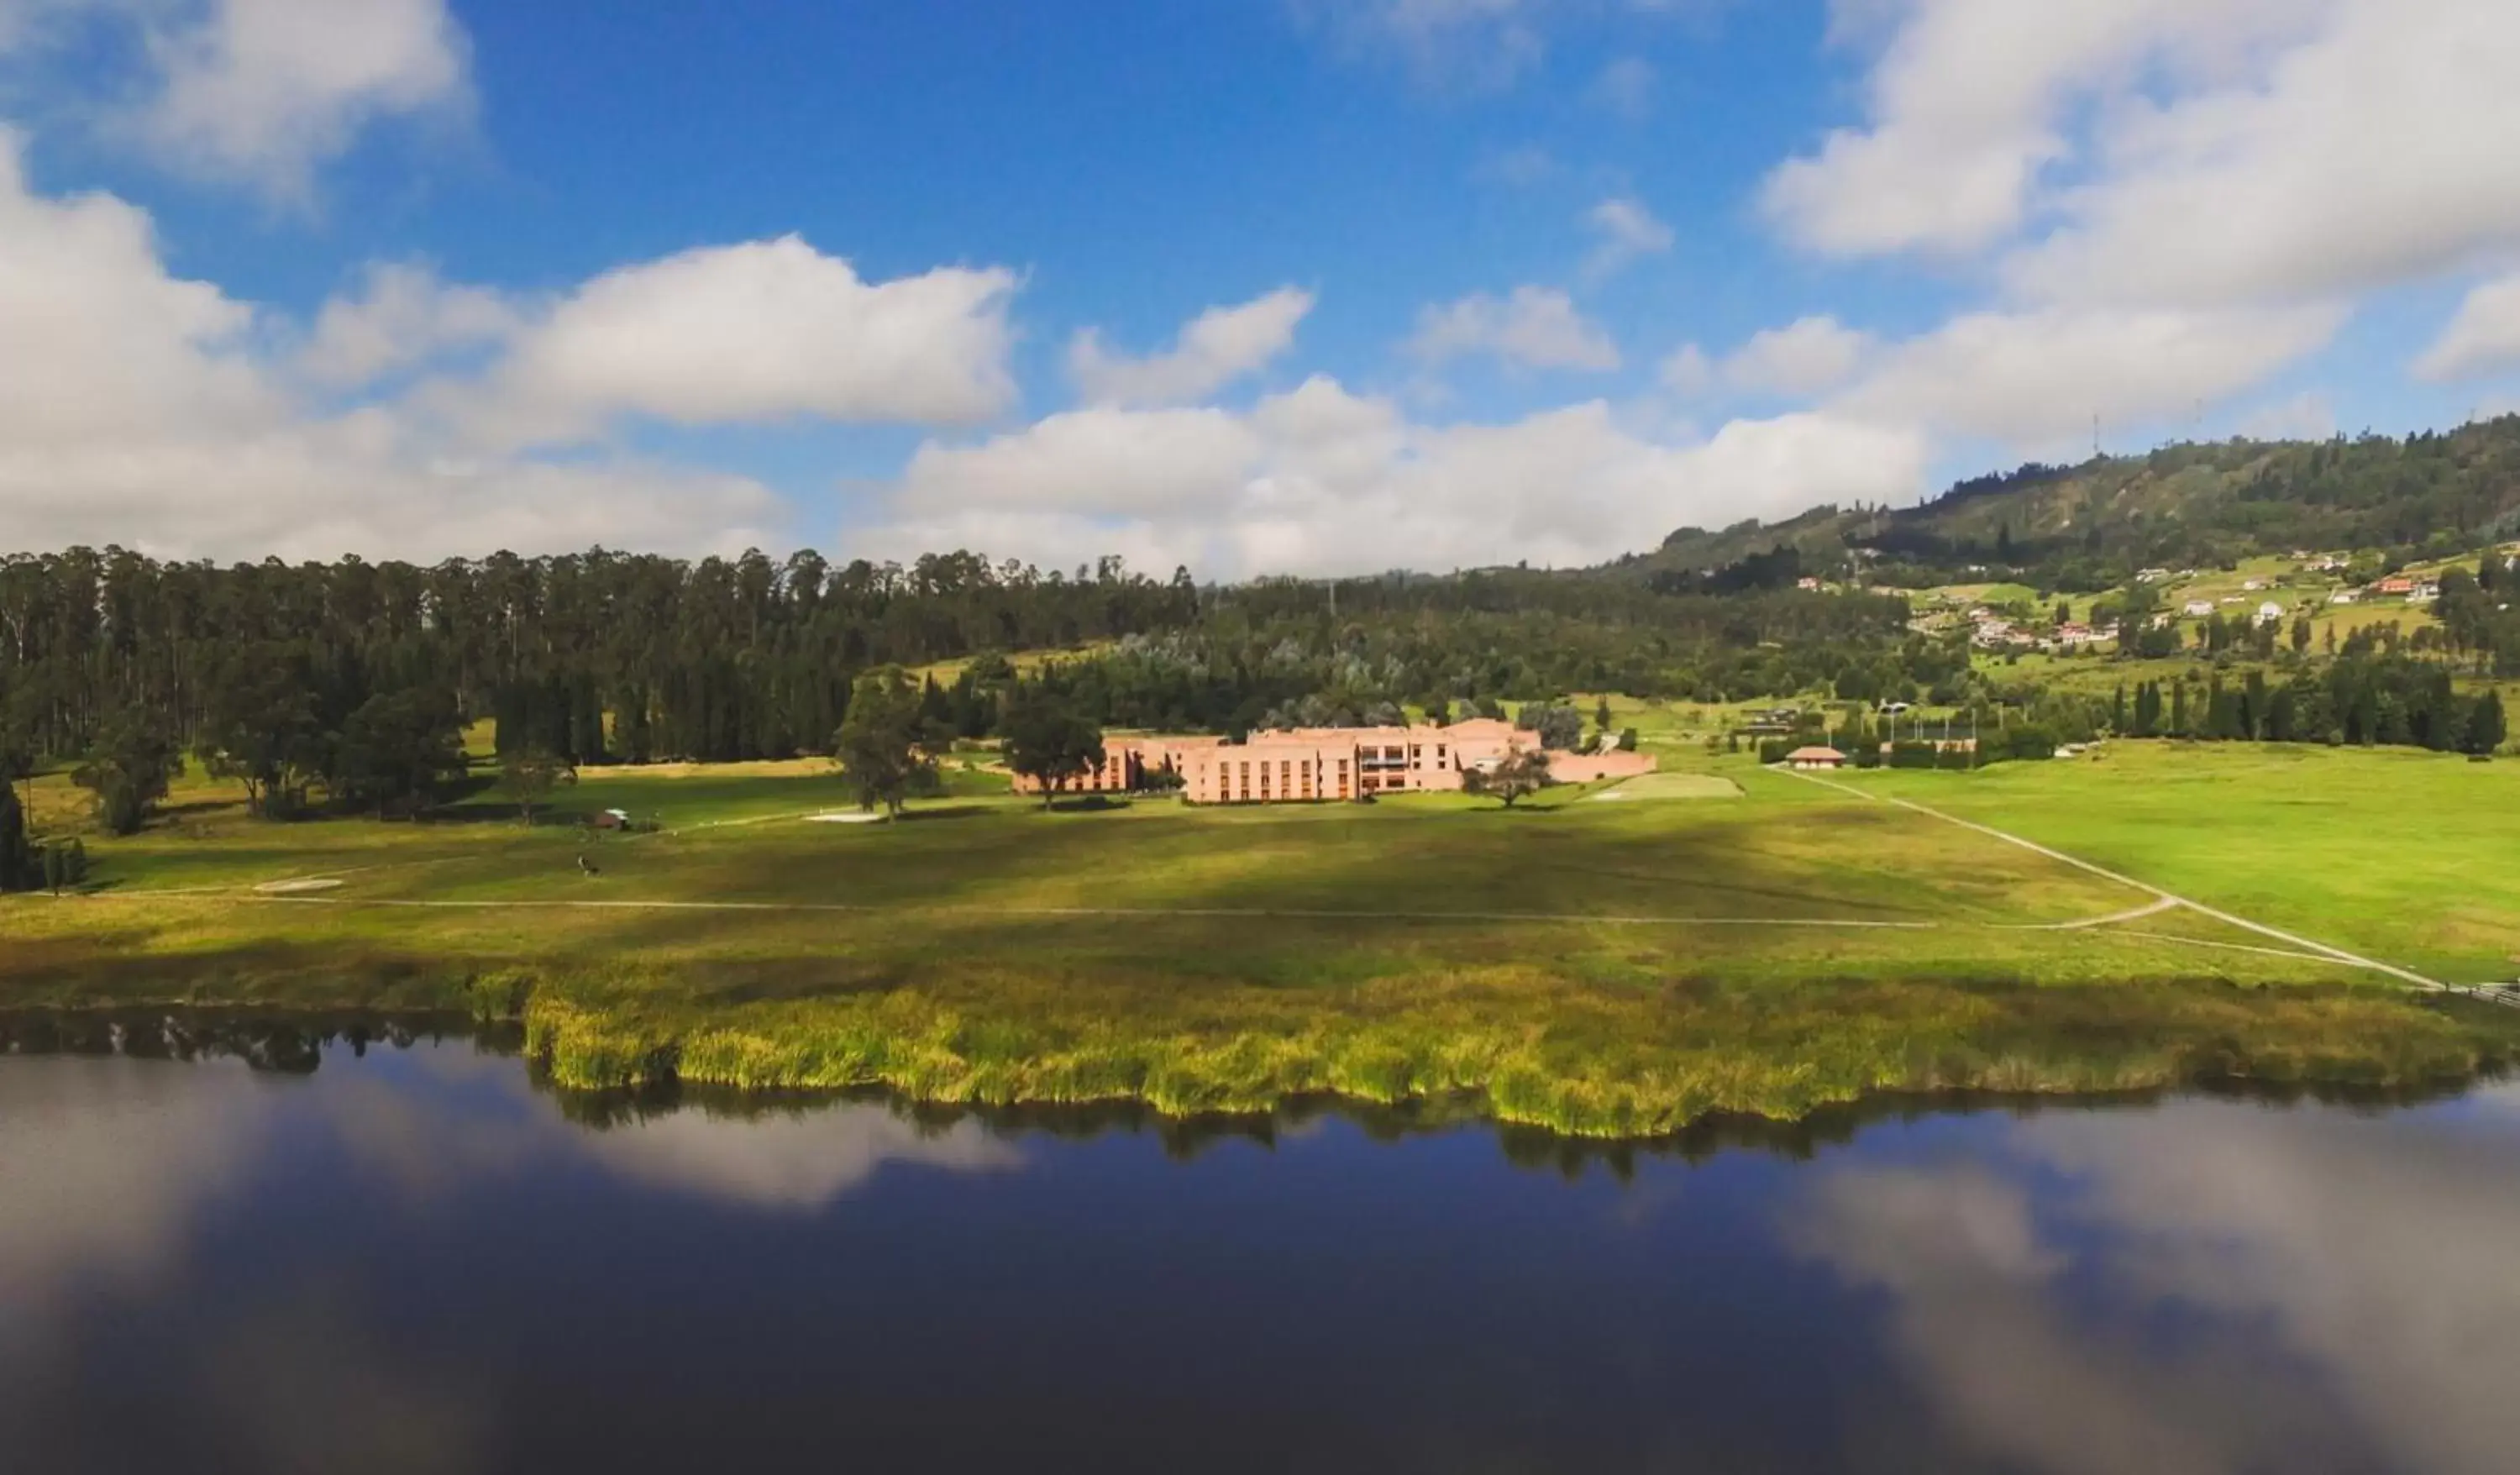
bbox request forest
[0,541,1932,821]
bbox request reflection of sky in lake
[2,1042,2514,1473]
[1790,1085,2520,1475]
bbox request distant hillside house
[2183,600,2216,617]
[2375,575,2416,596]
[2257,601,2286,625]
[1785,746,1847,771]
[2328,590,2360,605]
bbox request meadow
[4,743,2516,1136]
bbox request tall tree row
[0,548,1201,768]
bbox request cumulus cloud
[1668,315,1877,399]
[1761,0,2319,261]
[1405,285,1622,372]
[861,375,1929,579]
[1831,302,2344,450]
[1767,0,2520,317]
[429,235,1019,450]
[2004,0,2520,307]
[129,0,472,200]
[0,129,797,559]
[297,261,518,389]
[1068,286,1315,407]
[2415,273,2520,382]
[1583,194,1675,278]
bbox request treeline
[0,546,1200,772]
[1007,591,1928,736]
[2112,658,2505,754]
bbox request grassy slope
[9,744,2517,1135]
[1855,743,2520,984]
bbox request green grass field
[1851,743,2520,983]
[5,742,2516,1136]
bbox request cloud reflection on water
[1792,1087,2520,1475]
[0,1058,279,1314]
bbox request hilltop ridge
[1638,416,2520,593]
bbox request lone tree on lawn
[832,665,930,817]
[1003,685,1106,809]
[501,745,576,825]
[1463,746,1551,808]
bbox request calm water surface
[3,1033,2516,1474]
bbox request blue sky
[3,0,2518,576]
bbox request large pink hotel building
[1018,718,1655,804]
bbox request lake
[3,1026,2516,1474]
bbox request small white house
[2328,590,2360,605]
[2183,600,2215,617]
[2257,601,2286,626]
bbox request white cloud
[863,375,1929,579]
[1589,55,1656,119]
[2416,273,2520,382]
[1068,286,1315,407]
[2006,0,2520,307]
[1584,194,1675,278]
[1658,343,1715,396]
[1761,0,2317,260]
[297,261,517,389]
[1405,285,1622,372]
[433,235,1018,450]
[1833,302,2343,449]
[0,128,786,560]
[130,0,471,200]
[1767,0,2520,316]
[1662,316,1876,402]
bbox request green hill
[1646,417,2520,593]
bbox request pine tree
[0,780,34,892]
[2469,690,2507,756]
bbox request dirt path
[1782,769,2443,989]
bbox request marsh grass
[517,960,2520,1138]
